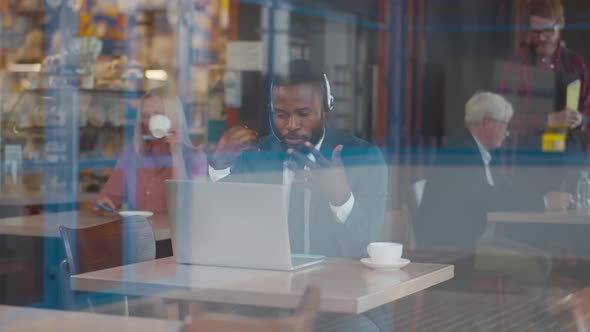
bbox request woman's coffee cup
[367,242,403,264]
[149,114,171,139]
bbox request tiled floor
[392,287,578,332]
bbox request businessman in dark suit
[207,59,391,331]
[414,91,561,283]
[415,92,514,249]
[208,59,387,259]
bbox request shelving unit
[0,89,145,185]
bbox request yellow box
[542,132,566,152]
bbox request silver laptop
[165,180,325,271]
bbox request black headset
[268,72,335,142]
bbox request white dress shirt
[208,135,355,253]
[472,135,494,187]
[473,135,497,239]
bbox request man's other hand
[285,143,352,206]
[209,125,259,169]
[544,191,574,210]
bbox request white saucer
[361,258,410,271]
[119,211,154,218]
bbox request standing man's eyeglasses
[528,22,560,40]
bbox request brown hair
[527,0,564,20]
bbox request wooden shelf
[24,88,146,98]
[22,158,117,173]
[15,9,45,17]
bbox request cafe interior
[2,0,590,331]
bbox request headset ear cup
[323,73,334,112]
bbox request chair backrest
[59,216,156,276]
[401,179,427,249]
[412,179,427,209]
[379,178,428,247]
[381,208,410,244]
[181,286,321,332]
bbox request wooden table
[487,210,590,261]
[72,257,454,314]
[0,305,182,332]
[0,210,170,240]
[488,211,590,225]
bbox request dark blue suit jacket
[220,127,388,259]
[414,133,544,250]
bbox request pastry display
[14,29,44,63]
[94,56,126,89]
[16,0,43,12]
[150,34,176,69]
[94,56,145,90]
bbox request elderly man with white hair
[465,92,512,152]
[414,91,560,285]
[464,92,513,187]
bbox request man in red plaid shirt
[496,0,590,260]
[497,0,587,150]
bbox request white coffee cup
[149,114,171,139]
[367,242,403,264]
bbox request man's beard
[279,124,325,152]
[530,39,558,63]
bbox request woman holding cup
[94,86,205,215]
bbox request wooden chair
[59,216,156,312]
[180,286,321,332]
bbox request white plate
[361,258,410,271]
[118,211,154,218]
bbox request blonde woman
[94,87,204,214]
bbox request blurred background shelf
[23,88,147,98]
[21,158,117,173]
